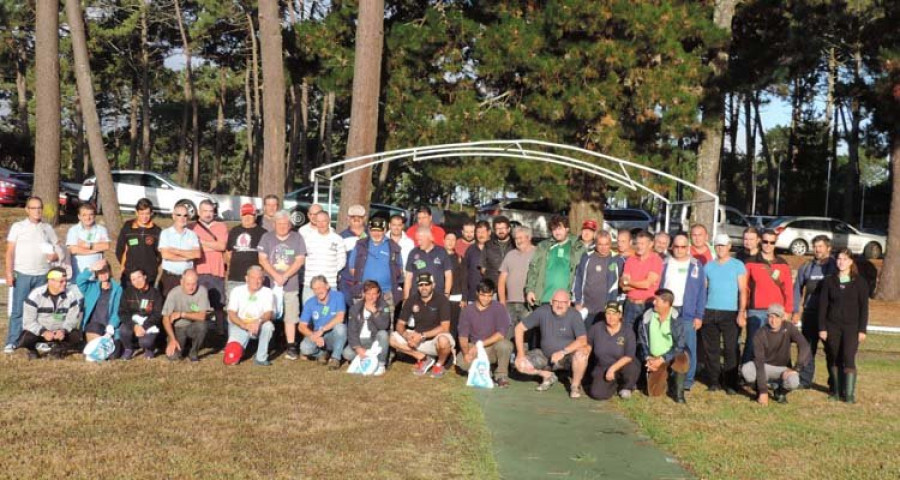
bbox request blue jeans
[227,321,275,362]
[741,309,767,364]
[624,300,649,358]
[674,307,698,389]
[8,272,47,346]
[342,330,389,364]
[300,323,347,360]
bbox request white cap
[714,233,731,246]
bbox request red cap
[223,341,244,366]
[582,220,598,231]
[240,204,256,216]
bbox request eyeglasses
[550,300,569,306]
[173,213,188,218]
[761,240,776,245]
[672,245,688,249]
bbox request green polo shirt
[648,312,674,357]
[541,240,572,303]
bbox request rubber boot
[844,370,857,404]
[827,366,842,401]
[675,373,687,404]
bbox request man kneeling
[587,302,639,400]
[225,266,275,366]
[456,279,513,387]
[638,289,689,403]
[19,267,84,359]
[343,280,391,376]
[514,290,589,398]
[390,273,455,377]
[299,275,347,369]
[741,303,810,405]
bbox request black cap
[416,273,434,285]
[604,301,623,314]
[368,217,387,231]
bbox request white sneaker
[618,389,633,399]
[36,342,52,354]
[373,365,386,376]
[3,344,15,354]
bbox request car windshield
[158,173,184,188]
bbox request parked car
[664,204,752,245]
[769,216,886,259]
[603,208,655,234]
[78,170,218,219]
[477,198,565,239]
[7,172,82,215]
[0,167,33,206]
[283,186,408,228]
[747,215,777,229]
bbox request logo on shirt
[145,235,155,246]
[235,233,253,251]
[412,304,420,313]
[595,264,603,272]
[616,336,625,346]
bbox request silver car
[769,216,885,259]
[477,198,563,239]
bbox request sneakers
[413,356,436,376]
[570,384,585,399]
[373,365,386,377]
[495,377,510,389]
[327,358,341,370]
[285,344,299,361]
[536,373,558,392]
[3,344,15,354]
[430,363,446,378]
[144,350,155,359]
[618,389,633,399]
[36,342,52,354]
[189,354,200,363]
[254,359,272,367]
[316,354,330,365]
[121,349,135,361]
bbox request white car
[78,170,218,219]
[769,216,886,259]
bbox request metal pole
[825,153,833,216]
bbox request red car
[0,168,79,214]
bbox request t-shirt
[191,221,229,278]
[227,285,274,322]
[705,257,747,311]
[66,223,110,277]
[158,227,201,275]
[405,246,452,296]
[300,290,346,331]
[499,248,535,303]
[162,285,211,328]
[522,305,586,357]
[398,292,451,333]
[406,224,446,247]
[226,224,268,282]
[663,257,691,307]
[7,218,59,276]
[542,241,572,303]
[89,287,112,326]
[690,245,714,265]
[648,314,674,357]
[458,301,510,343]
[258,231,307,292]
[588,321,636,367]
[350,239,393,293]
[623,253,663,302]
[301,229,346,288]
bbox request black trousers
[19,329,84,353]
[825,324,860,372]
[699,309,740,389]
[119,321,160,351]
[589,361,640,400]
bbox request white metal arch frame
[309,139,719,237]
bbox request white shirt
[302,229,347,287]
[227,284,275,321]
[663,257,691,307]
[390,234,415,267]
[7,219,60,276]
[66,223,110,276]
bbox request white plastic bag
[83,333,115,362]
[272,285,285,320]
[346,342,382,376]
[466,341,494,389]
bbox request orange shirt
[191,221,228,277]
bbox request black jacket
[817,274,869,333]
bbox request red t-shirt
[744,254,794,312]
[690,245,713,265]
[406,224,446,248]
[191,221,228,278]
[623,253,664,302]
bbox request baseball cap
[368,217,387,231]
[223,341,244,366]
[240,203,256,216]
[714,233,731,246]
[582,220,598,231]
[348,204,366,217]
[604,301,622,314]
[416,273,435,285]
[767,303,786,318]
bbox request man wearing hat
[224,265,275,366]
[741,303,811,405]
[391,272,454,376]
[573,230,625,329]
[191,199,229,337]
[19,266,84,359]
[338,204,369,306]
[701,233,747,394]
[225,204,268,294]
[579,219,598,251]
[347,217,404,316]
[587,301,639,400]
[513,290,590,398]
[406,205,446,247]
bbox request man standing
[620,230,663,331]
[338,204,368,306]
[793,235,837,388]
[158,204,201,296]
[298,275,347,369]
[258,211,307,359]
[403,229,452,301]
[225,265,275,366]
[191,199,228,336]
[499,226,536,338]
[701,234,747,393]
[513,290,590,398]
[388,214,415,267]
[742,229,794,364]
[742,304,810,405]
[579,220,598,251]
[638,290,690,403]
[456,280,513,386]
[391,273,455,376]
[298,204,324,239]
[660,233,706,391]
[482,216,514,286]
[115,197,161,289]
[406,205,446,247]
[735,227,760,263]
[19,267,84,359]
[573,230,624,329]
[615,229,635,259]
[118,268,164,359]
[463,221,492,304]
[347,217,403,316]
[5,196,63,353]
[225,203,268,293]
[162,269,210,362]
[689,224,714,265]
[455,220,476,259]
[525,215,586,306]
[302,210,346,305]
[587,302,639,400]
[259,194,281,232]
[66,203,110,278]
[653,232,671,259]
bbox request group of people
[4,195,869,405]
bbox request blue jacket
[75,268,123,339]
[794,256,837,312]
[637,307,686,363]
[660,257,707,322]
[572,252,625,306]
[346,237,403,304]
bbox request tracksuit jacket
[572,252,625,306]
[660,257,707,322]
[637,308,686,363]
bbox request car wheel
[864,242,883,260]
[290,208,307,228]
[789,239,808,256]
[177,200,197,220]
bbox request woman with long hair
[817,248,869,403]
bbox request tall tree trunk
[287,85,300,192]
[129,80,140,169]
[140,4,152,170]
[319,91,334,167]
[824,47,836,216]
[744,93,756,214]
[876,128,900,300]
[66,0,123,236]
[212,68,225,193]
[244,67,258,195]
[300,80,310,182]
[754,98,776,214]
[15,38,29,143]
[73,94,85,182]
[786,76,801,174]
[843,47,863,222]
[339,0,385,230]
[693,0,738,228]
[34,0,60,225]
[174,0,199,189]
[258,0,286,199]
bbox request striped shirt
[301,230,347,288]
[23,285,84,335]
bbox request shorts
[525,349,573,371]
[281,291,301,324]
[391,331,455,356]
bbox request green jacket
[525,234,586,302]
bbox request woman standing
[818,248,869,403]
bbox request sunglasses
[761,240,776,245]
